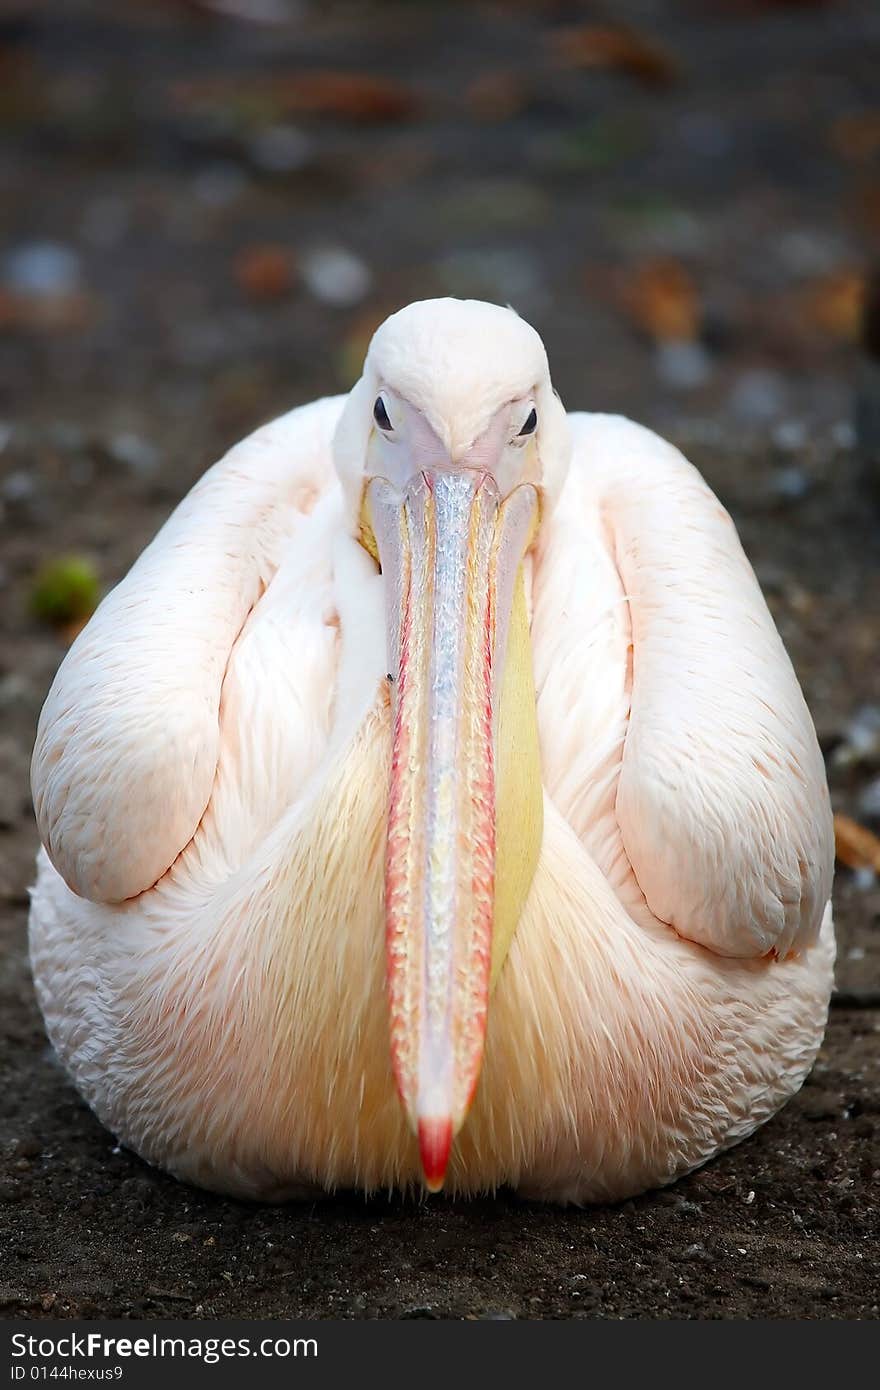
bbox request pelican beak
[364,465,538,1192]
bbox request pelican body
[29,299,834,1202]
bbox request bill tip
[418,1116,453,1193]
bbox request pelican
[29,298,834,1202]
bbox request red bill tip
[418,1116,453,1193]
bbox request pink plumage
[28,300,834,1201]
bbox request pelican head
[334,299,571,1189]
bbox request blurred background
[1,0,879,1320]
[2,0,878,439]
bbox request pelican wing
[31,396,345,904]
[539,412,833,960]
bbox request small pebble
[831,420,855,450]
[777,228,845,277]
[773,419,807,452]
[770,465,811,501]
[857,777,880,821]
[249,125,314,176]
[832,705,880,770]
[301,246,372,308]
[80,197,130,249]
[47,421,87,453]
[676,112,732,160]
[1,470,36,505]
[109,432,160,478]
[729,369,786,424]
[655,339,712,391]
[192,163,249,208]
[3,242,81,297]
[13,1137,42,1160]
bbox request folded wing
[32,396,345,904]
[536,413,832,960]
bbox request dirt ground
[1,0,879,1319]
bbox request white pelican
[29,298,834,1202]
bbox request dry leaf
[233,244,296,300]
[465,71,530,122]
[802,270,866,341]
[830,110,880,165]
[173,70,419,125]
[853,182,880,238]
[618,258,700,341]
[550,24,679,87]
[278,71,418,122]
[59,616,90,647]
[0,287,96,332]
[834,813,880,873]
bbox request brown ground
[1,0,879,1320]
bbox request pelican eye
[518,407,538,436]
[373,396,393,431]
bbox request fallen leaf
[802,270,866,340]
[0,43,48,128]
[852,181,880,238]
[172,70,419,125]
[550,24,679,87]
[834,813,880,873]
[30,555,100,630]
[351,139,435,191]
[58,617,90,647]
[0,288,96,332]
[617,258,700,341]
[465,71,530,122]
[233,244,296,301]
[280,71,419,122]
[829,110,880,164]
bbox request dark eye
[373,396,393,431]
[518,407,537,436]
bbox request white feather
[28,300,834,1202]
